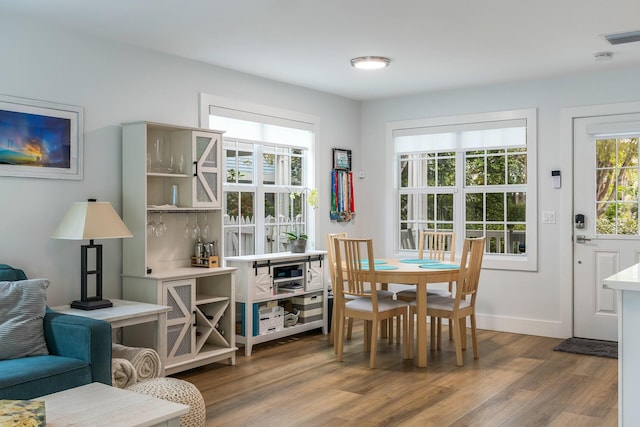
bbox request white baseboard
[431,313,570,338]
[475,313,570,338]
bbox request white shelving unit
[226,251,327,356]
[121,121,236,375]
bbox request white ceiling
[3,0,640,101]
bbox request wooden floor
[175,325,618,427]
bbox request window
[201,94,317,257]
[594,136,639,235]
[391,109,537,270]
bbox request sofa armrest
[43,308,112,385]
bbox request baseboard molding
[432,313,569,338]
[475,313,569,338]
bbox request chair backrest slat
[418,231,455,261]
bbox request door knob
[576,235,591,244]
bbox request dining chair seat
[410,295,470,311]
[347,297,408,312]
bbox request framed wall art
[0,94,83,180]
[332,148,351,171]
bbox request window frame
[199,93,318,256]
[388,108,538,271]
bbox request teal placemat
[399,258,439,264]
[361,259,388,264]
[419,263,459,269]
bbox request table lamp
[52,199,132,310]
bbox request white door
[573,113,640,341]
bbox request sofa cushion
[0,279,50,360]
[0,355,92,400]
[0,264,27,281]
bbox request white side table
[53,299,171,376]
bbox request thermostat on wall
[551,170,561,189]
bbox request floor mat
[553,337,618,359]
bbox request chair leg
[460,320,467,350]
[437,318,443,350]
[451,317,464,366]
[408,307,415,359]
[429,317,436,350]
[396,314,401,344]
[370,320,378,368]
[337,314,345,362]
[329,304,336,346]
[347,318,354,339]
[448,283,454,342]
[387,317,394,344]
[364,321,372,352]
[471,314,479,359]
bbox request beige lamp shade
[52,201,132,240]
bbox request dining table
[366,257,460,368]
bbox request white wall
[360,67,640,338]
[0,13,361,306]
[4,12,640,339]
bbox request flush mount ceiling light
[350,56,390,70]
[603,30,640,45]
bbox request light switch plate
[542,211,556,224]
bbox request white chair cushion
[346,297,408,312]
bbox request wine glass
[192,213,201,239]
[155,214,167,238]
[184,213,192,239]
[147,213,156,236]
[202,214,210,240]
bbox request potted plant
[283,188,319,253]
[285,231,308,253]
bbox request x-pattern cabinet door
[306,258,324,291]
[192,131,221,208]
[163,278,195,363]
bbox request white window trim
[386,108,538,271]
[199,93,320,252]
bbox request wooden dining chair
[409,237,485,366]
[327,232,396,349]
[334,237,410,368]
[397,231,456,339]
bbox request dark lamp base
[70,298,113,310]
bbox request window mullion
[455,150,465,252]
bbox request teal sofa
[0,264,112,399]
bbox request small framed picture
[333,148,351,171]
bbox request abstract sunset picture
[0,109,71,169]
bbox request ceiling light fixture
[603,30,640,45]
[350,56,390,70]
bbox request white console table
[603,264,640,427]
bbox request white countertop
[603,263,640,291]
[225,250,327,262]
